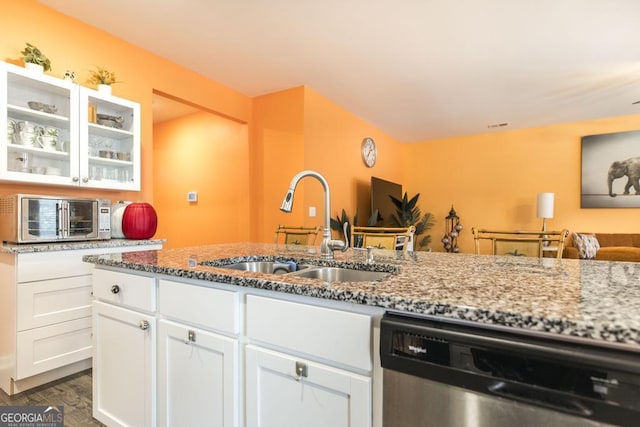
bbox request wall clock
[361,137,377,167]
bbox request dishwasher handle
[488,381,593,418]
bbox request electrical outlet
[309,206,316,217]
[187,192,198,202]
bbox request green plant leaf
[388,192,434,250]
[330,217,342,231]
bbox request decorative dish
[96,114,124,129]
[27,101,57,114]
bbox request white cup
[16,121,34,146]
[16,122,46,148]
[43,127,58,150]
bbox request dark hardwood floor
[0,370,104,426]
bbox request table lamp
[536,192,554,232]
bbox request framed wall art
[581,130,640,208]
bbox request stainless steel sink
[219,261,306,274]
[214,259,392,283]
[289,266,390,282]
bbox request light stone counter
[83,242,640,349]
[2,239,166,254]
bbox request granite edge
[2,239,167,254]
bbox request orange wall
[404,114,640,253]
[250,87,305,242]
[250,86,406,243]
[303,88,405,229]
[1,1,250,206]
[153,111,249,248]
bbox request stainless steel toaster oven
[0,194,111,243]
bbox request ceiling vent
[487,122,510,129]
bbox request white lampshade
[536,192,554,219]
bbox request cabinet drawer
[17,250,93,283]
[246,295,372,372]
[16,317,92,380]
[159,280,239,334]
[17,276,92,331]
[93,269,156,312]
[16,244,163,283]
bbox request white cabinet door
[246,345,371,427]
[157,320,238,427]
[79,87,140,190]
[0,61,79,186]
[93,301,155,427]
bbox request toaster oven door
[21,197,63,241]
[66,199,100,239]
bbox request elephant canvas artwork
[581,130,640,208]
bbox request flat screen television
[370,176,402,226]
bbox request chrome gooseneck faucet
[280,170,348,260]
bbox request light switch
[187,192,198,202]
[309,206,316,217]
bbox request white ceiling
[39,0,640,142]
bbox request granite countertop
[2,238,166,254]
[83,242,640,349]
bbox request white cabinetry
[246,345,371,427]
[79,87,140,190]
[93,301,155,427]
[92,269,157,427]
[157,279,239,427]
[158,320,238,427]
[90,270,375,427]
[245,295,373,427]
[0,61,140,190]
[92,275,240,427]
[0,243,161,396]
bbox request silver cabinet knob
[294,361,308,381]
[184,329,196,344]
[82,177,89,183]
[72,176,79,182]
[138,320,150,330]
[110,285,120,294]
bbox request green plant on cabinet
[21,43,51,71]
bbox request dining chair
[350,226,416,251]
[274,225,322,246]
[471,228,570,258]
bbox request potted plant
[20,43,51,72]
[330,209,380,247]
[389,192,435,250]
[88,66,119,94]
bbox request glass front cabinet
[0,61,140,191]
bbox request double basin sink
[216,260,392,283]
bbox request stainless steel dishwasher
[380,312,640,427]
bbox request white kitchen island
[84,242,640,427]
